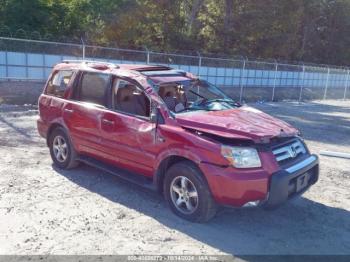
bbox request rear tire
[49,127,79,169]
[164,161,217,223]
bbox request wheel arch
[46,122,69,146]
[154,155,207,194]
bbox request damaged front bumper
[262,154,319,209]
[200,154,319,209]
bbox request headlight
[221,146,261,168]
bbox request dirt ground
[0,100,349,256]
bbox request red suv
[37,61,319,222]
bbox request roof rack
[62,60,119,69]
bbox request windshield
[156,79,240,113]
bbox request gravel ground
[0,100,349,256]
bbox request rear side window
[78,72,110,106]
[46,70,73,97]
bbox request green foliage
[1,0,350,65]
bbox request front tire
[49,127,79,169]
[164,161,217,223]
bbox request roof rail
[62,60,119,69]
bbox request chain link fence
[1,36,350,102]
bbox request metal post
[197,51,201,77]
[43,54,46,80]
[5,50,8,78]
[271,61,278,102]
[299,64,305,102]
[145,47,150,64]
[323,67,330,100]
[25,52,28,79]
[206,64,209,82]
[81,37,85,60]
[343,69,350,100]
[224,66,227,87]
[230,61,235,90]
[239,59,246,103]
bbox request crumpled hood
[175,106,299,142]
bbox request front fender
[154,148,203,171]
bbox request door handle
[102,119,114,125]
[64,108,74,113]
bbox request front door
[100,78,156,176]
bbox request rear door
[100,77,156,176]
[63,71,111,159]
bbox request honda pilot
[37,61,319,222]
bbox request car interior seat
[116,84,148,116]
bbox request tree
[1,0,350,65]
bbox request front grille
[273,139,306,164]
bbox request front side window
[46,70,73,97]
[113,79,150,117]
[78,72,110,106]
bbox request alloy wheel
[52,135,68,163]
[170,176,199,214]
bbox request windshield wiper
[203,98,241,107]
[176,105,209,113]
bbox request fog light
[242,200,261,207]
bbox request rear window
[77,72,110,106]
[46,70,73,97]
